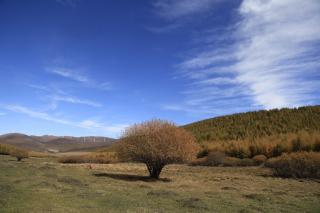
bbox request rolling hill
[183,105,320,142]
[0,133,115,152]
[2,106,319,151]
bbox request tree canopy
[117,119,199,178]
[183,106,320,142]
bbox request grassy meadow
[1,154,320,213]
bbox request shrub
[0,144,13,155]
[191,155,256,167]
[265,152,320,178]
[314,139,320,151]
[291,138,302,152]
[205,142,225,153]
[206,151,226,166]
[58,156,83,164]
[222,157,242,167]
[58,152,117,164]
[189,157,208,166]
[252,155,267,165]
[117,119,199,179]
[225,140,251,159]
[197,147,209,159]
[28,151,49,158]
[238,158,255,167]
[272,144,286,157]
[91,152,117,163]
[249,143,266,156]
[205,131,320,159]
[10,148,29,161]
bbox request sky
[0,0,319,138]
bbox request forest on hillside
[183,106,320,142]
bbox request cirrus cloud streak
[168,0,320,115]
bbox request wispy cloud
[27,84,102,109]
[1,104,128,136]
[153,0,219,20]
[48,67,112,91]
[231,0,320,108]
[51,95,102,108]
[49,68,89,83]
[163,104,217,114]
[27,84,51,92]
[98,82,112,91]
[27,83,67,95]
[3,104,71,125]
[165,0,320,115]
[148,0,220,33]
[0,112,7,116]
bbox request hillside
[183,106,320,142]
[0,133,46,151]
[0,133,115,152]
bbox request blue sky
[0,0,319,137]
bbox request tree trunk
[146,163,164,179]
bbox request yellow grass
[202,131,320,158]
[1,155,320,212]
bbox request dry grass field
[1,155,320,212]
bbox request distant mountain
[0,133,116,152]
[183,106,320,142]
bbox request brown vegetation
[200,131,320,159]
[28,151,50,158]
[252,155,267,165]
[117,119,199,179]
[0,143,14,155]
[191,154,255,167]
[58,152,117,164]
[265,152,320,178]
[1,144,30,161]
[9,148,29,161]
[191,131,320,175]
[206,151,226,166]
[221,157,242,167]
[183,105,320,142]
[0,133,114,152]
[2,154,320,212]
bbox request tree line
[183,106,320,142]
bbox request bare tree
[117,119,199,179]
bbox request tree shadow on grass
[93,172,171,182]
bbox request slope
[183,106,320,142]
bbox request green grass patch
[0,155,319,212]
